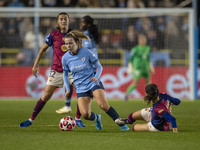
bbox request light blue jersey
[62,47,101,93]
[82,30,98,58]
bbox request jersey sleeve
[162,112,177,128]
[88,50,98,63]
[45,33,53,46]
[62,55,70,91]
[83,39,92,49]
[165,93,181,105]
[93,60,103,79]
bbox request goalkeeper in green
[124,34,155,101]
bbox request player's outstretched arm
[32,43,49,78]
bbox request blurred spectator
[75,0,100,7]
[0,0,8,6]
[40,17,52,34]
[146,29,157,51]
[158,0,175,7]
[99,0,116,8]
[24,25,44,50]
[136,17,152,35]
[5,26,22,48]
[0,19,6,47]
[22,0,34,7]
[120,25,138,51]
[18,17,33,40]
[16,41,34,66]
[8,0,25,7]
[126,0,145,8]
[41,0,56,7]
[87,0,100,8]
[56,0,76,7]
[120,25,138,66]
[117,0,127,8]
[126,0,136,8]
[155,16,166,49]
[147,0,157,8]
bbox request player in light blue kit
[62,30,129,131]
[56,16,100,118]
[80,15,100,57]
[116,84,180,133]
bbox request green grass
[0,100,200,150]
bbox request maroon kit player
[19,12,84,127]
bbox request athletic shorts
[77,82,105,98]
[132,69,150,80]
[46,70,74,88]
[141,107,159,132]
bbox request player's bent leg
[132,123,149,131]
[140,108,152,122]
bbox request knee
[81,111,90,119]
[99,103,110,112]
[41,94,51,102]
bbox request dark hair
[82,15,100,44]
[56,12,70,29]
[144,84,159,105]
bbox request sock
[65,99,71,107]
[126,85,135,95]
[106,106,120,121]
[75,103,81,119]
[85,112,96,121]
[65,85,73,107]
[128,113,135,124]
[30,98,46,120]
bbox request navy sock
[65,99,71,107]
[86,112,96,121]
[65,85,73,107]
[106,106,119,121]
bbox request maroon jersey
[45,29,72,72]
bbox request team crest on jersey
[61,44,68,52]
[81,57,85,61]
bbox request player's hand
[32,66,39,78]
[65,90,70,98]
[173,128,178,133]
[90,77,98,82]
[127,63,133,74]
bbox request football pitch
[0,100,200,150]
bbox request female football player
[124,34,155,101]
[19,12,85,127]
[56,15,100,121]
[116,84,180,133]
[62,30,129,131]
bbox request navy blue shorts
[77,82,105,98]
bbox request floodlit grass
[0,100,200,150]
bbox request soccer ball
[59,116,76,131]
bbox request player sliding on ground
[116,84,180,133]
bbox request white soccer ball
[59,116,76,131]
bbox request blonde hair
[65,30,90,47]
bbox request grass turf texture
[0,100,200,150]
